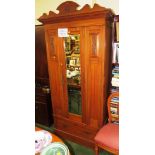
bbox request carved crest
[57,1,79,14]
[38,1,114,24]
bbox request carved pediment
[38,1,114,24]
[57,1,80,14]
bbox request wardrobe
[38,1,114,147]
[35,25,53,126]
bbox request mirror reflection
[64,34,81,115]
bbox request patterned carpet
[35,123,112,155]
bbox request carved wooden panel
[90,33,99,57]
[46,30,57,61]
[49,36,55,56]
[87,26,102,61]
[57,1,79,14]
[38,1,114,24]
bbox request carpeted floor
[36,123,112,155]
[65,140,112,155]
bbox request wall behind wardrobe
[35,0,119,25]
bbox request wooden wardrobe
[38,1,114,148]
[35,25,53,126]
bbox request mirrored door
[64,34,82,115]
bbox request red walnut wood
[38,1,114,24]
[39,0,115,148]
[57,1,79,14]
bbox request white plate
[35,130,52,153]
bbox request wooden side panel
[85,26,105,128]
[102,22,113,122]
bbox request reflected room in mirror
[64,34,81,115]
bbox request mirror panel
[64,34,81,115]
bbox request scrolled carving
[49,11,57,16]
[79,4,91,13]
[93,3,107,11]
[38,1,114,24]
[57,1,79,14]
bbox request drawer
[55,118,97,140]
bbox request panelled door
[45,26,87,123]
[45,28,66,116]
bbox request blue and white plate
[41,142,69,155]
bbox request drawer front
[55,118,97,140]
